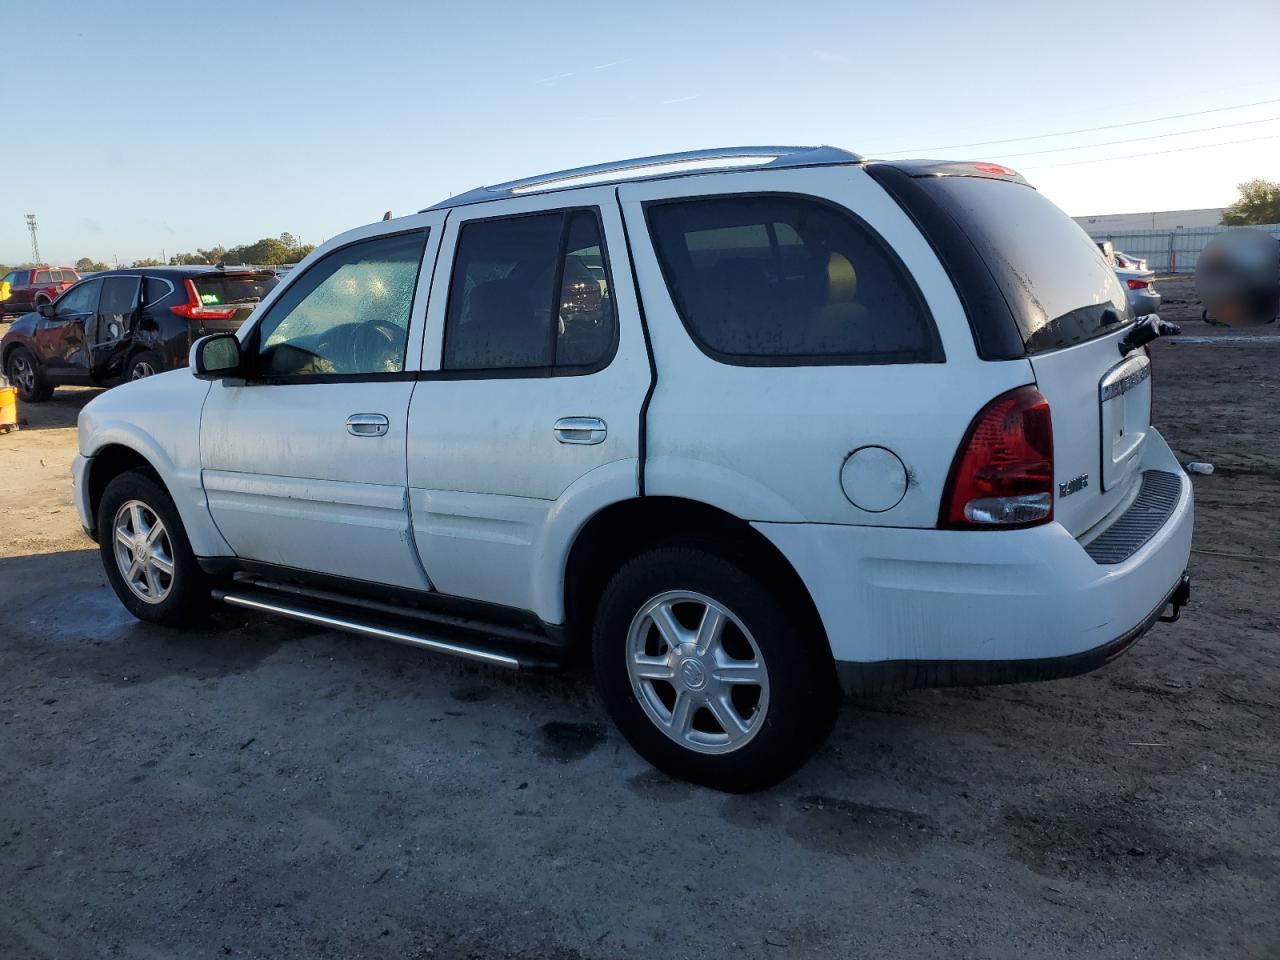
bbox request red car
[0,266,81,316]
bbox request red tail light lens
[170,279,237,321]
[940,385,1054,529]
[1126,278,1150,290]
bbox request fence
[1084,223,1280,274]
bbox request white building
[1072,208,1225,232]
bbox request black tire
[593,545,839,793]
[5,345,53,402]
[97,469,209,626]
[127,350,165,381]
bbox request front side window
[443,209,615,372]
[254,231,426,377]
[646,195,940,365]
[54,279,101,316]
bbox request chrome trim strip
[215,591,522,669]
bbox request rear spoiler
[866,159,1031,187]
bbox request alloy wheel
[9,354,35,393]
[130,360,157,380]
[112,500,175,604]
[625,590,770,755]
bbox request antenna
[25,214,41,263]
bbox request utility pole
[25,214,41,264]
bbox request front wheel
[593,546,839,792]
[97,470,209,625]
[5,346,52,402]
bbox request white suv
[74,146,1193,792]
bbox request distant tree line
[2,234,315,277]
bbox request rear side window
[34,270,53,284]
[443,209,616,373]
[645,195,940,365]
[143,277,173,304]
[913,176,1132,353]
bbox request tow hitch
[1159,574,1192,623]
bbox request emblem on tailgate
[1059,473,1090,498]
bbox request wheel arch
[84,443,164,532]
[560,496,828,659]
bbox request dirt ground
[1,282,1277,959]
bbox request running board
[211,588,557,670]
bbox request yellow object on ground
[0,384,18,433]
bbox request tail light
[170,279,237,321]
[940,385,1054,529]
[1126,278,1150,290]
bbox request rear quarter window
[645,195,941,365]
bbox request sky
[3,0,1278,266]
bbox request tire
[593,545,839,793]
[97,469,209,626]
[127,350,164,381]
[5,346,53,402]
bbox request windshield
[190,273,278,306]
[920,176,1133,353]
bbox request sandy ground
[1,289,1277,959]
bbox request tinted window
[646,196,938,364]
[444,210,615,371]
[55,279,101,316]
[143,277,173,305]
[191,272,278,307]
[34,270,53,284]
[918,176,1132,353]
[254,231,426,377]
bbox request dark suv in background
[1,266,277,401]
[1,266,80,315]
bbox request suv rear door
[407,186,651,612]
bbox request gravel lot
[2,280,1277,959]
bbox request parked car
[73,147,1193,792]
[1,266,277,401]
[1116,265,1161,316]
[1115,250,1148,271]
[0,266,80,316]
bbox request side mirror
[190,333,244,380]
[38,303,56,319]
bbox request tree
[130,257,165,268]
[1221,179,1280,226]
[279,231,298,250]
[75,257,109,272]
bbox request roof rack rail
[424,145,861,211]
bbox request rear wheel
[34,295,51,309]
[128,350,164,381]
[6,346,52,402]
[593,545,839,792]
[97,470,209,625]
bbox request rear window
[918,176,1132,353]
[645,195,940,365]
[189,273,277,307]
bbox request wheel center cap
[135,540,149,562]
[678,657,707,691]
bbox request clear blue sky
[4,0,1278,265]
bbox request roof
[424,145,862,211]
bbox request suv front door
[36,278,101,377]
[200,219,442,589]
[407,187,651,613]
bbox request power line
[1020,133,1280,170]
[989,114,1280,159]
[873,96,1280,154]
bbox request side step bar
[211,588,558,670]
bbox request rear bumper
[754,428,1193,691]
[1130,289,1162,314]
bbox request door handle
[553,417,607,445]
[346,413,389,437]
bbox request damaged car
[1,266,277,402]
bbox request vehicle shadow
[11,387,102,431]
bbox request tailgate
[1030,331,1150,536]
